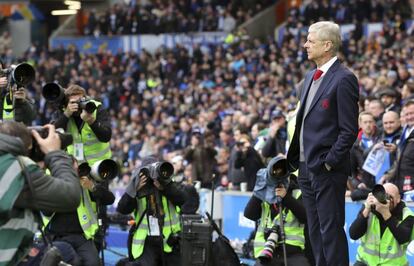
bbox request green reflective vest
[2,96,14,122]
[253,189,305,258]
[66,100,111,165]
[0,154,38,266]
[77,188,99,240]
[131,196,181,259]
[356,206,414,266]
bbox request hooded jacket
[0,133,81,212]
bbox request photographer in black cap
[116,156,188,266]
[262,109,288,160]
[244,156,311,266]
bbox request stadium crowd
[81,0,275,35]
[0,0,412,196]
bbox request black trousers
[298,162,349,266]
[116,237,181,266]
[53,234,101,266]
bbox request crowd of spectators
[4,0,414,194]
[81,0,275,35]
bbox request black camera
[28,126,73,162]
[42,82,66,108]
[1,62,35,88]
[77,98,97,114]
[371,184,389,211]
[267,156,290,190]
[138,161,174,197]
[78,159,119,182]
[258,224,280,263]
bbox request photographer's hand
[0,77,7,88]
[13,88,26,100]
[80,110,96,125]
[136,172,148,191]
[363,193,375,218]
[275,186,287,199]
[31,124,61,154]
[64,100,79,118]
[80,176,95,192]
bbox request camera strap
[16,156,55,247]
[127,208,147,260]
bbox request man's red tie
[313,69,323,81]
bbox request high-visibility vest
[44,188,98,240]
[356,206,414,266]
[0,154,38,266]
[76,188,99,240]
[66,100,111,165]
[131,196,181,259]
[253,189,305,258]
[2,96,14,121]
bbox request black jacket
[261,127,287,159]
[234,147,264,191]
[349,202,414,245]
[117,182,187,216]
[1,93,36,126]
[51,104,112,142]
[244,184,307,256]
[45,184,115,235]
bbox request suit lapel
[304,60,340,119]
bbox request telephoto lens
[258,225,280,263]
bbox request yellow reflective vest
[131,196,181,259]
[66,100,111,165]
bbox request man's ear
[324,41,333,53]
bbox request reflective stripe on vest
[2,96,14,121]
[66,100,111,165]
[131,196,181,259]
[0,155,37,266]
[253,189,305,258]
[356,206,414,266]
[76,188,98,240]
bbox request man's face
[382,112,400,135]
[405,104,414,128]
[303,32,326,62]
[381,95,395,107]
[368,102,384,118]
[359,114,375,136]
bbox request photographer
[244,156,310,266]
[0,121,80,265]
[43,157,115,266]
[349,183,414,266]
[0,63,36,125]
[51,84,111,165]
[116,156,188,266]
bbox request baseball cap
[271,109,285,120]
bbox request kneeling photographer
[43,158,116,266]
[116,156,188,266]
[349,183,414,266]
[0,62,36,125]
[244,156,311,266]
[0,121,80,265]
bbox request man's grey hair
[308,21,341,54]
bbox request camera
[42,82,66,108]
[371,184,389,211]
[28,126,73,162]
[138,161,174,197]
[77,98,97,114]
[78,159,119,182]
[1,62,35,88]
[267,156,290,191]
[258,224,280,263]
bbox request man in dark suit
[287,21,359,266]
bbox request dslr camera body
[137,161,174,197]
[258,223,281,263]
[28,126,73,162]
